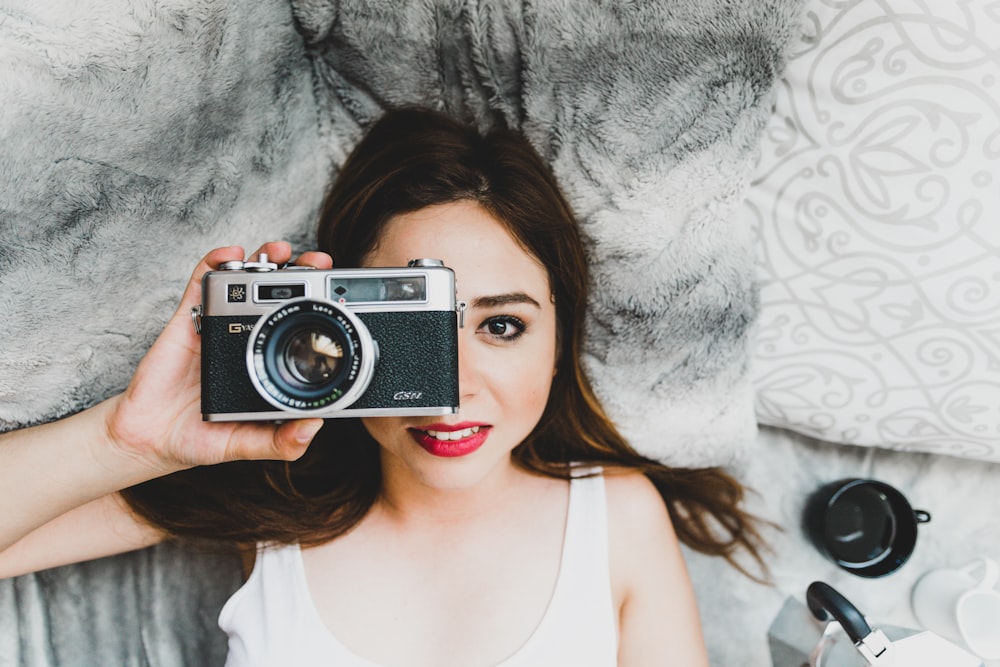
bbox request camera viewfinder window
[256,284,307,302]
[328,276,426,303]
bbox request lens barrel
[246,298,375,413]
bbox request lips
[408,422,491,458]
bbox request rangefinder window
[255,283,307,302]
[328,276,426,303]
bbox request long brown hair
[124,108,769,577]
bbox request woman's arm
[0,491,164,580]
[607,471,711,667]
[0,243,329,578]
[0,397,169,577]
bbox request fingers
[247,241,293,266]
[246,242,332,269]
[294,250,333,270]
[240,243,333,270]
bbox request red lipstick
[408,422,491,458]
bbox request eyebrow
[470,292,542,310]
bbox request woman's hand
[103,242,332,476]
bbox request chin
[395,450,516,491]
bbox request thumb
[271,419,325,461]
[227,419,325,462]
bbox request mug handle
[959,557,999,589]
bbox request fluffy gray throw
[0,1,801,664]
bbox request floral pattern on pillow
[747,0,1000,460]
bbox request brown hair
[124,108,769,577]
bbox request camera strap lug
[457,301,467,328]
[191,305,203,335]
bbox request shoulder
[600,469,687,602]
[601,469,710,665]
[601,469,675,545]
[600,469,684,593]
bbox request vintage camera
[195,254,460,421]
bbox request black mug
[803,478,931,578]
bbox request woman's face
[360,201,557,491]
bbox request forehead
[364,201,550,300]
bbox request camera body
[198,255,460,421]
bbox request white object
[805,580,984,666]
[912,557,1000,660]
[885,632,986,667]
[219,473,617,666]
[748,0,1000,461]
[810,617,984,667]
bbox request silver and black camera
[195,254,460,421]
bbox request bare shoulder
[602,468,710,666]
[602,468,684,595]
[602,468,676,545]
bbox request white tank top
[218,472,618,666]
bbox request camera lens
[247,299,375,413]
[284,331,344,385]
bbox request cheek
[500,344,556,413]
[360,417,400,449]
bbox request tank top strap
[500,468,618,666]
[219,543,379,666]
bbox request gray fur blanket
[0,1,802,665]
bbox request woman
[0,108,765,665]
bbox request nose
[456,330,483,403]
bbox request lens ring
[246,298,376,413]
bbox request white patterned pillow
[746,0,1000,461]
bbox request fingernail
[294,420,323,444]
